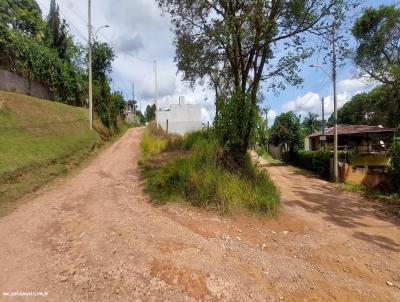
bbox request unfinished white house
[157,96,202,136]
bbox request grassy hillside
[0,90,108,215]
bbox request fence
[268,144,282,160]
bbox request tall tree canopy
[352,5,400,87]
[145,104,156,122]
[269,111,304,152]
[328,84,400,128]
[0,0,43,36]
[302,112,321,135]
[44,0,68,59]
[157,0,355,164]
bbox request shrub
[390,137,400,193]
[284,150,351,180]
[141,129,279,216]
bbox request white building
[157,96,202,136]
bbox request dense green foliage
[0,0,125,130]
[0,24,85,104]
[269,111,304,153]
[327,85,400,128]
[302,112,322,135]
[390,138,400,193]
[214,92,258,165]
[0,0,43,36]
[44,0,68,59]
[145,104,156,122]
[251,108,270,150]
[140,125,279,216]
[352,5,400,86]
[283,150,351,180]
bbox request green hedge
[283,150,351,180]
[390,137,400,193]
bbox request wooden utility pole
[88,0,93,130]
[332,22,338,183]
[322,97,325,135]
[154,60,158,128]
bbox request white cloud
[37,0,216,121]
[282,92,321,118]
[281,77,376,120]
[267,110,277,126]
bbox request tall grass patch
[140,127,279,216]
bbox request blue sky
[37,0,395,125]
[263,0,395,125]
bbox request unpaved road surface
[0,128,399,301]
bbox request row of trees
[0,0,125,131]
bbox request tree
[390,137,400,193]
[269,111,304,153]
[91,40,114,81]
[157,0,354,165]
[145,104,156,122]
[44,0,68,59]
[91,40,119,129]
[251,107,269,149]
[135,110,146,124]
[327,84,400,128]
[352,5,400,87]
[0,0,43,36]
[302,112,321,135]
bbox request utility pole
[332,21,338,183]
[132,82,136,116]
[154,60,158,128]
[88,0,93,130]
[321,96,326,150]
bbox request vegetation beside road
[139,123,279,216]
[0,91,129,216]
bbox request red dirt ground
[0,128,399,301]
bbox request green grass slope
[0,90,106,215]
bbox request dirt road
[0,128,399,301]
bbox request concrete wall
[343,163,388,188]
[0,68,53,100]
[158,97,202,136]
[351,155,390,168]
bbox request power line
[35,0,88,42]
[55,0,156,64]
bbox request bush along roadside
[139,123,279,216]
[282,150,351,180]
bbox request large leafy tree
[91,40,121,129]
[157,0,355,165]
[145,104,156,122]
[302,112,321,135]
[0,0,43,36]
[352,5,400,87]
[269,111,304,153]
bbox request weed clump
[140,123,279,216]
